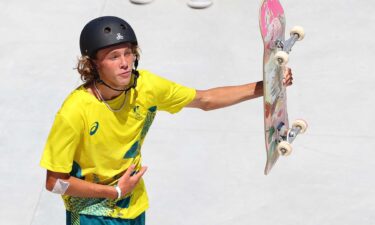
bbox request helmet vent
[104,27,111,33]
[120,24,127,30]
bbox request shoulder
[58,86,94,119]
[136,69,165,92]
[137,69,177,88]
[137,69,163,82]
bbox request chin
[117,80,132,88]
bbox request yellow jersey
[40,70,196,219]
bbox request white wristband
[115,185,122,200]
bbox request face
[94,43,136,89]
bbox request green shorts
[66,211,145,225]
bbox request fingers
[283,76,293,85]
[284,67,292,79]
[283,67,294,86]
[118,165,148,197]
[122,164,147,180]
[134,166,148,179]
[124,164,136,177]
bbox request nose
[119,55,129,69]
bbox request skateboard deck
[259,0,307,175]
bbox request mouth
[119,71,132,78]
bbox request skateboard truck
[276,119,308,156]
[274,26,305,66]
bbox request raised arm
[186,68,293,111]
[186,81,263,111]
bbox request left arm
[186,68,293,111]
[186,81,263,111]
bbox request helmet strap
[134,58,139,70]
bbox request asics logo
[90,122,99,135]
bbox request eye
[109,54,120,60]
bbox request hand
[283,67,293,87]
[117,164,147,198]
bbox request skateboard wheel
[292,119,308,134]
[277,141,292,156]
[290,26,305,41]
[274,51,289,66]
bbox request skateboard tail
[259,0,285,42]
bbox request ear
[92,59,100,69]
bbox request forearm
[63,176,117,199]
[192,81,263,111]
[46,172,117,200]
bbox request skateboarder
[40,16,293,225]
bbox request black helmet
[80,16,137,58]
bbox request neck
[94,81,124,101]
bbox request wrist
[114,185,122,200]
[253,81,263,97]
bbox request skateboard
[259,0,308,175]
